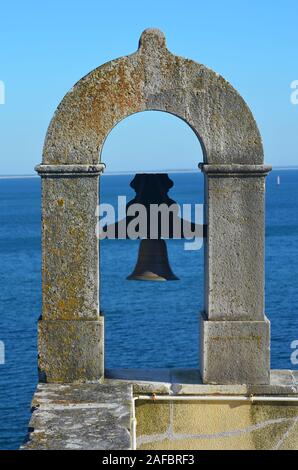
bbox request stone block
[38,318,104,383]
[22,382,132,450]
[200,314,270,384]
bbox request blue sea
[0,170,297,449]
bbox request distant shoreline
[0,166,298,180]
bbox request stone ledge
[22,383,133,450]
[35,163,106,176]
[106,368,298,396]
[199,163,272,176]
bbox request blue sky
[0,0,297,174]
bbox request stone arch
[42,28,263,167]
[36,29,271,385]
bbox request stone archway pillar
[200,163,271,384]
[36,164,105,383]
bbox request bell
[104,173,200,281]
[127,239,179,281]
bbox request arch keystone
[138,28,167,52]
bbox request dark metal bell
[127,239,179,281]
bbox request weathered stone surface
[40,173,101,321]
[202,168,268,321]
[134,368,298,450]
[106,368,298,396]
[200,314,270,384]
[136,400,298,450]
[22,371,298,450]
[106,369,172,394]
[42,29,263,167]
[248,370,298,396]
[22,383,132,450]
[38,319,104,383]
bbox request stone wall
[137,400,298,450]
[22,383,132,450]
[22,369,298,450]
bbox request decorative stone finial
[138,28,167,51]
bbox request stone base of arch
[200,313,270,385]
[38,318,104,383]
